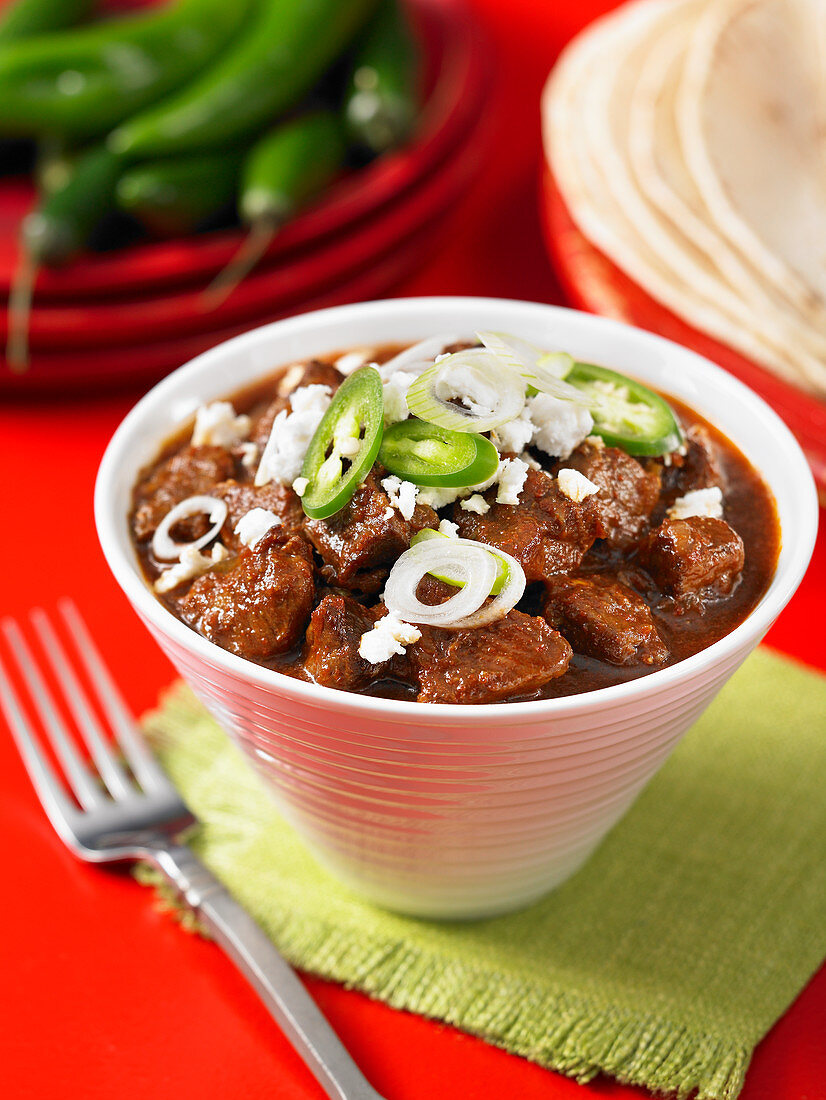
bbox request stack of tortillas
[542,0,826,398]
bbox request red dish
[0,0,486,301]
[0,241,439,394]
[541,165,826,502]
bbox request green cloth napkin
[140,648,826,1100]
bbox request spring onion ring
[152,495,228,561]
[384,535,526,628]
[406,348,525,432]
[476,331,588,405]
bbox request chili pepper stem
[6,251,36,373]
[200,216,280,310]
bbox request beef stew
[130,338,780,705]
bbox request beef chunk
[251,359,344,448]
[639,516,745,602]
[178,531,314,661]
[304,469,438,594]
[303,595,389,691]
[564,441,661,549]
[656,425,724,510]
[408,612,572,704]
[543,574,668,666]
[213,479,305,549]
[453,466,601,582]
[132,445,235,543]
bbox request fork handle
[153,843,385,1100]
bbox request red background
[1,2,824,1098]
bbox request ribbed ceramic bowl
[96,298,818,919]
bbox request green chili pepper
[0,0,252,140]
[0,0,94,44]
[115,151,243,238]
[204,110,347,305]
[110,0,379,158]
[379,419,500,487]
[344,0,420,155]
[7,145,122,371]
[565,362,684,457]
[300,366,384,520]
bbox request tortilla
[628,12,826,385]
[542,0,826,396]
[677,0,826,324]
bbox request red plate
[0,86,496,393]
[0,0,486,301]
[0,238,439,394]
[541,165,826,501]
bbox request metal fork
[0,600,385,1100]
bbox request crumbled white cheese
[439,518,459,538]
[668,486,724,520]
[557,467,600,503]
[492,412,534,454]
[495,457,529,506]
[292,476,309,497]
[234,507,281,549]
[434,363,499,418]
[382,370,416,425]
[415,484,465,509]
[277,363,306,396]
[289,383,332,415]
[519,451,543,470]
[154,544,228,593]
[460,493,490,514]
[335,348,375,375]
[255,384,332,487]
[192,402,251,448]
[383,505,395,520]
[585,434,606,449]
[528,393,594,460]
[237,442,259,471]
[359,614,422,664]
[382,474,419,521]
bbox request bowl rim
[95,296,819,725]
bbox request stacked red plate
[0,0,493,393]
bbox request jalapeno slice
[379,418,500,487]
[300,365,384,520]
[565,362,684,456]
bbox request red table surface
[1,2,824,1098]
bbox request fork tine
[0,620,104,811]
[31,609,134,802]
[0,653,80,841]
[58,600,164,792]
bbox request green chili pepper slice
[565,362,684,457]
[379,418,499,487]
[300,366,384,520]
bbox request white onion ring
[378,332,467,380]
[406,349,526,433]
[384,537,526,629]
[476,331,588,405]
[447,538,527,628]
[151,495,228,562]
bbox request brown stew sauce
[133,344,780,703]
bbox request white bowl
[96,298,818,919]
